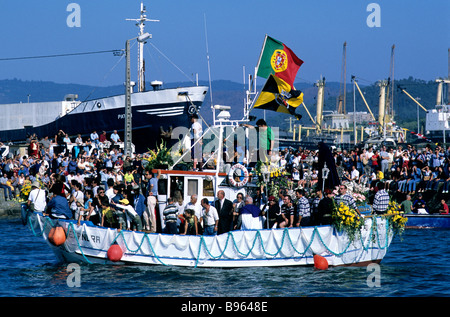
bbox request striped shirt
[373,189,390,214]
[163,203,179,222]
[334,194,357,210]
[296,196,310,217]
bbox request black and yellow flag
[253,74,303,120]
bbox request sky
[0,0,448,87]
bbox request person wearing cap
[27,181,47,213]
[112,198,142,231]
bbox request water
[0,217,449,298]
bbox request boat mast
[126,2,159,92]
[336,42,347,114]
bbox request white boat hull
[25,212,394,268]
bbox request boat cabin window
[187,179,198,196]
[203,179,214,197]
[158,179,167,196]
[170,176,184,198]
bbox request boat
[0,3,208,153]
[405,213,450,229]
[21,104,396,268]
[22,210,394,268]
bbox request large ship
[0,3,208,153]
[424,78,450,141]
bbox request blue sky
[0,0,448,87]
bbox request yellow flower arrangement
[385,201,408,235]
[332,202,364,242]
[19,180,32,202]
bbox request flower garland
[385,201,408,236]
[332,201,365,243]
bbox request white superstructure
[0,97,80,131]
[425,78,450,133]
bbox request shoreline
[0,197,21,218]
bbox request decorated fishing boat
[21,106,400,268]
[23,208,395,268]
[405,214,450,229]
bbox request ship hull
[0,86,208,153]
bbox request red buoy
[48,225,66,246]
[107,243,123,262]
[313,254,329,270]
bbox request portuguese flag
[253,74,303,120]
[256,35,303,87]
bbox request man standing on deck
[191,114,203,171]
[27,181,46,212]
[200,198,219,235]
[215,190,233,234]
[241,119,274,163]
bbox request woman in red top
[439,199,449,214]
[371,150,379,171]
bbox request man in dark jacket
[215,190,234,234]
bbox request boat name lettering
[68,230,101,244]
[117,114,132,120]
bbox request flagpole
[255,34,268,72]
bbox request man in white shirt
[27,181,47,212]
[110,130,121,144]
[183,194,202,221]
[350,165,360,182]
[91,131,99,147]
[200,198,219,235]
[191,114,203,171]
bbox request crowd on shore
[2,128,449,236]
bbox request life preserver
[228,164,249,187]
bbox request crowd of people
[3,128,450,238]
[271,142,450,215]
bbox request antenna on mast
[126,2,159,92]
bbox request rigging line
[147,42,195,84]
[76,42,135,111]
[144,46,164,82]
[204,13,213,107]
[0,49,124,61]
[80,50,127,104]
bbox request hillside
[0,77,443,134]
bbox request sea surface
[0,216,448,299]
